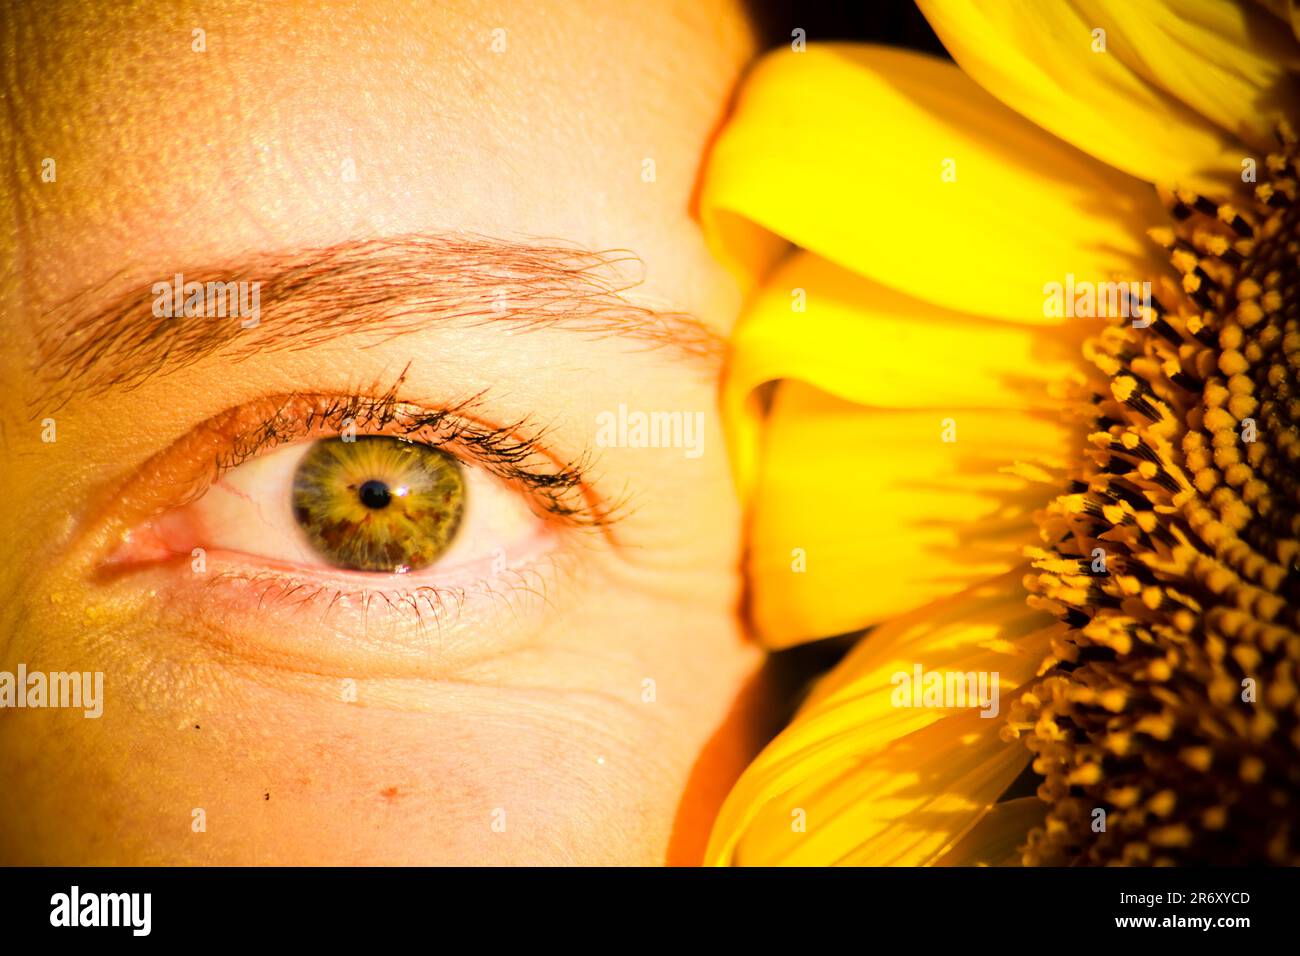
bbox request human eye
[91,381,612,676]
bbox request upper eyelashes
[216,381,610,528]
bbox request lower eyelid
[96,544,580,680]
[114,526,556,583]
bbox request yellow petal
[917,0,1294,192]
[935,796,1044,866]
[707,578,1056,865]
[1071,0,1300,153]
[722,251,1086,495]
[698,43,1167,316]
[749,380,1073,648]
[732,252,1087,408]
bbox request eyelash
[200,554,567,637]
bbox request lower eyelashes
[291,436,467,573]
[109,547,577,680]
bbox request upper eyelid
[75,385,623,573]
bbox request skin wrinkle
[35,234,726,413]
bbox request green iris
[291,435,466,573]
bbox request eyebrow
[33,234,724,411]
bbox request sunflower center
[1009,131,1300,865]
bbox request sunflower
[702,0,1300,866]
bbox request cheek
[0,629,716,865]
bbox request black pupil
[358,479,392,510]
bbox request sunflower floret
[1019,134,1300,866]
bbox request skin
[0,0,773,864]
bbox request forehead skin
[0,1,767,865]
[1,0,752,321]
